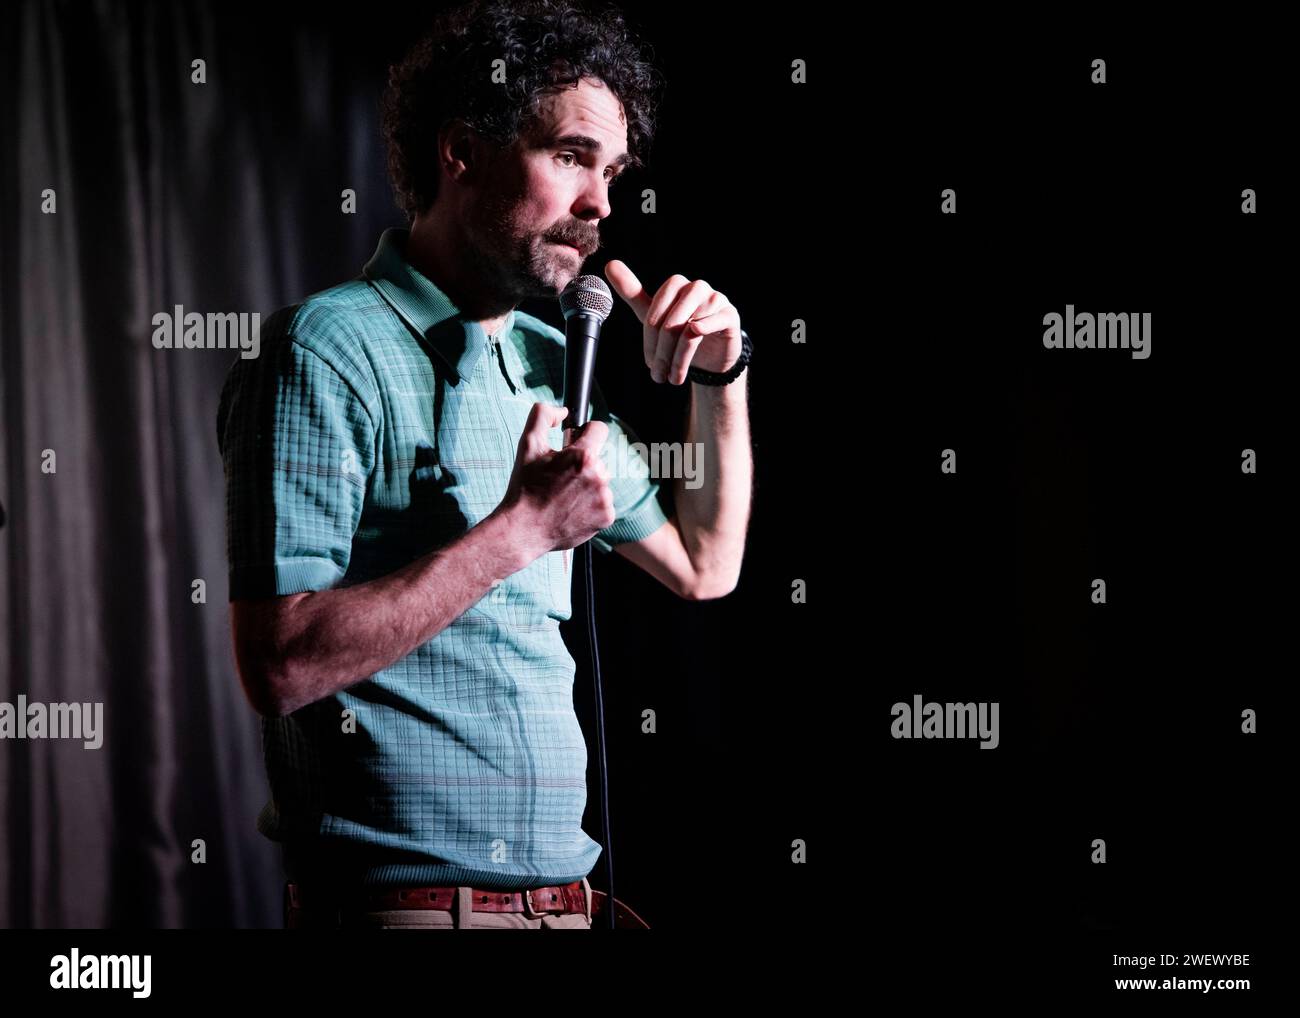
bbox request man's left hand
[604,260,743,385]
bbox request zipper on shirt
[486,331,518,394]
[483,330,519,488]
[480,331,519,600]
[485,329,568,577]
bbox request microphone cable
[580,537,617,929]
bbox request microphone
[559,274,614,431]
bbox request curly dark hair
[380,0,664,221]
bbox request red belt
[287,880,588,916]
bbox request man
[217,0,752,929]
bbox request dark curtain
[1,0,810,928]
[0,0,417,928]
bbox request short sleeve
[217,333,376,599]
[586,381,671,555]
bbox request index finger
[604,260,652,324]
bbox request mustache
[545,232,600,256]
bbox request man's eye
[558,152,622,186]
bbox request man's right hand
[496,402,616,560]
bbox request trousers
[284,876,594,929]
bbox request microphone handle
[562,312,602,429]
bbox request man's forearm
[262,508,536,715]
[676,372,753,596]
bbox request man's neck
[406,210,515,337]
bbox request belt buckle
[524,886,561,918]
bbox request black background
[859,25,1288,994]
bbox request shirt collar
[362,227,515,383]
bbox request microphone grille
[559,274,614,321]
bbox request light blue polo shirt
[216,228,669,889]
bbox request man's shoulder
[216,279,384,450]
[261,279,389,387]
[275,278,385,347]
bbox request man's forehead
[533,78,628,147]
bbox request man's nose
[573,180,611,221]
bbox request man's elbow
[230,596,309,718]
[681,569,740,601]
[232,624,298,718]
[235,652,293,719]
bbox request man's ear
[437,120,475,185]
[443,120,506,183]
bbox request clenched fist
[496,402,616,560]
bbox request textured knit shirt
[216,228,669,889]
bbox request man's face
[463,76,630,300]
